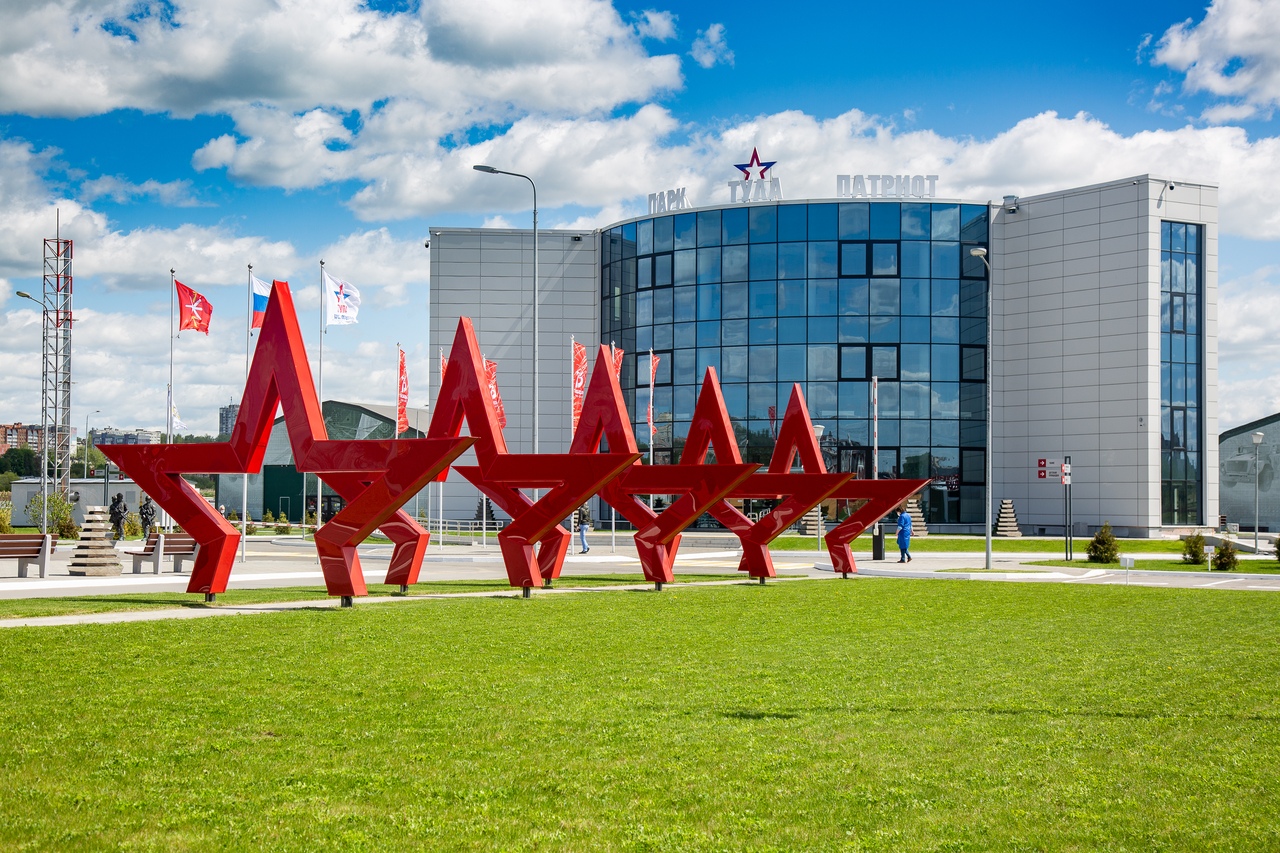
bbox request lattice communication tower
[42,235,73,494]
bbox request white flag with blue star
[323,269,361,327]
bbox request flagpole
[242,264,252,560]
[648,348,655,509]
[316,259,325,544]
[168,268,175,445]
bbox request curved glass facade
[601,200,991,525]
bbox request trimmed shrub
[1212,539,1239,572]
[227,509,239,523]
[262,509,275,525]
[1182,532,1207,565]
[0,505,11,534]
[274,519,292,535]
[1087,522,1119,564]
[54,514,80,541]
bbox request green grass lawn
[1030,558,1280,573]
[1,580,1278,851]
[0,575,750,620]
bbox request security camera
[423,240,431,249]
[1167,182,1175,191]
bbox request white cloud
[80,175,201,206]
[633,10,676,40]
[690,22,733,69]
[1154,0,1280,122]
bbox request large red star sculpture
[823,479,930,576]
[698,385,853,579]
[429,318,640,590]
[101,281,473,598]
[570,351,758,585]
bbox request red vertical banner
[440,351,448,388]
[611,346,625,380]
[396,347,410,435]
[768,405,777,439]
[484,359,507,428]
[647,350,660,437]
[571,340,588,432]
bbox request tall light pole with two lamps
[472,164,540,458]
[968,248,994,571]
[1254,431,1265,553]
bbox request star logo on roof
[734,148,777,181]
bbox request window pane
[778,205,807,241]
[872,243,899,276]
[900,344,930,380]
[778,317,806,343]
[932,204,960,240]
[840,278,869,315]
[697,248,721,284]
[871,346,898,379]
[674,249,696,285]
[778,280,806,316]
[654,216,674,252]
[674,212,696,249]
[697,210,721,247]
[840,242,867,277]
[722,245,748,281]
[722,282,748,319]
[749,281,776,317]
[750,317,777,344]
[697,284,720,320]
[870,278,900,314]
[808,242,838,277]
[674,287,696,321]
[900,241,930,277]
[723,208,748,245]
[901,278,929,315]
[840,382,869,418]
[931,242,959,278]
[778,345,806,381]
[778,242,807,279]
[932,345,960,381]
[749,205,777,242]
[931,279,960,316]
[809,344,837,380]
[808,203,838,240]
[749,243,777,279]
[721,318,747,345]
[654,253,672,287]
[722,346,748,382]
[901,203,931,239]
[841,345,867,379]
[901,316,930,343]
[960,204,988,242]
[870,202,901,239]
[839,203,870,239]
[749,346,776,381]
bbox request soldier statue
[108,493,128,543]
[139,496,157,539]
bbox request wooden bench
[125,532,199,574]
[0,534,57,579]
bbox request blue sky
[1,0,1279,435]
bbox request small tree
[55,514,80,541]
[24,491,75,536]
[305,510,317,529]
[274,516,292,535]
[263,509,275,525]
[1182,532,1207,565]
[227,509,239,523]
[245,519,258,536]
[1087,521,1120,563]
[124,511,143,539]
[1212,539,1239,572]
[0,505,12,534]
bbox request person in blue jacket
[896,502,913,563]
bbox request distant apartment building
[0,422,48,456]
[219,404,240,437]
[92,428,163,446]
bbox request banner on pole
[647,350,659,437]
[484,359,507,428]
[571,340,588,431]
[396,347,410,435]
[322,270,360,326]
[175,280,212,335]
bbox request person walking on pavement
[577,503,591,554]
[896,501,913,563]
[109,493,128,543]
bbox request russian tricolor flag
[250,275,272,329]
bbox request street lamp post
[473,165,539,457]
[83,409,99,480]
[15,290,50,533]
[1253,432,1265,553]
[968,248,994,571]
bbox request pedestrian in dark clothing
[577,503,591,554]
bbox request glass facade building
[601,201,991,525]
[1161,220,1204,524]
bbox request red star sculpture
[570,351,758,584]
[822,479,930,575]
[699,385,853,579]
[102,281,473,598]
[429,318,640,590]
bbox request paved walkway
[1,533,1276,628]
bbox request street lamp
[1253,431,1265,553]
[15,290,50,533]
[969,247,994,571]
[83,409,99,480]
[473,164,540,457]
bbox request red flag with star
[175,280,213,335]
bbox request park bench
[125,532,199,574]
[0,534,57,579]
